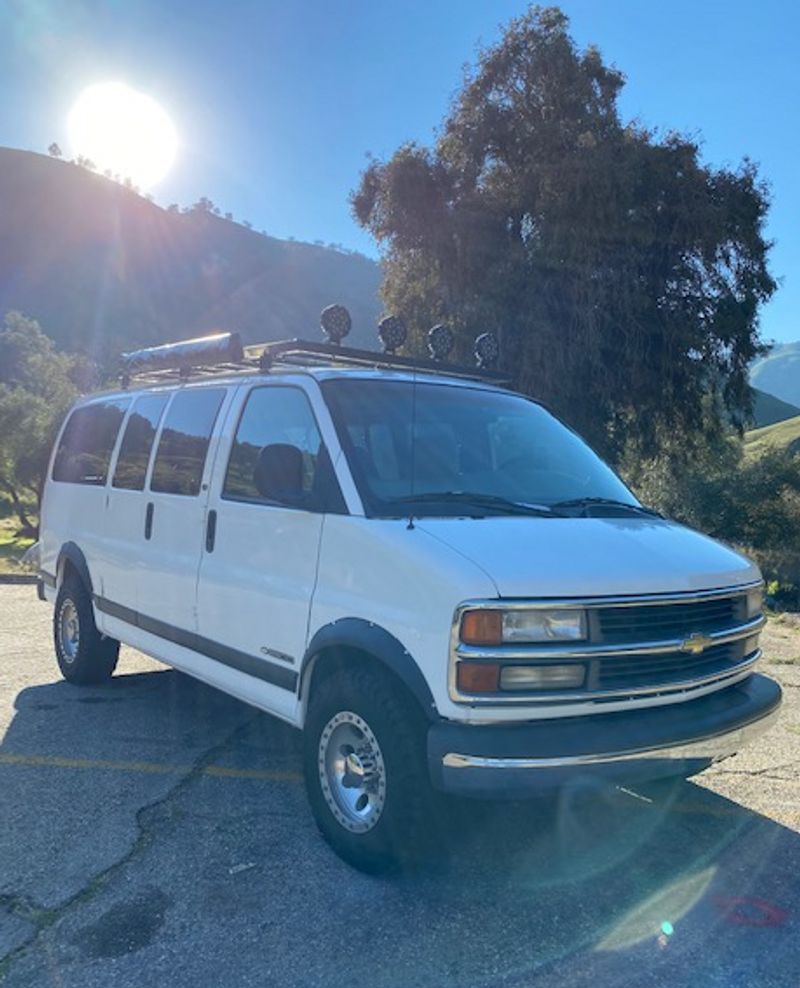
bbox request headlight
[745,587,764,620]
[460,607,587,645]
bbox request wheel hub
[318,711,386,833]
[58,599,80,663]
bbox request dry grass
[744,413,800,457]
[0,515,36,575]
[762,612,800,664]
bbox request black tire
[53,576,119,684]
[303,663,437,874]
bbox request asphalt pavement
[1,584,799,987]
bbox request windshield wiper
[551,497,662,518]
[387,491,559,517]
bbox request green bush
[622,437,800,609]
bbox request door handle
[205,509,217,553]
[144,502,154,540]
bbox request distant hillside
[745,414,800,457]
[0,147,381,364]
[750,341,800,408]
[751,388,800,428]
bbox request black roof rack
[120,338,511,388]
[119,306,509,387]
[246,339,509,383]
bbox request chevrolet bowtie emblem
[681,632,714,655]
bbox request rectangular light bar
[121,332,244,375]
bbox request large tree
[0,313,77,532]
[352,6,775,458]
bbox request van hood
[415,515,760,598]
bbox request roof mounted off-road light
[120,332,244,384]
[428,324,454,361]
[474,332,500,368]
[320,304,351,346]
[377,315,407,354]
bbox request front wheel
[54,577,119,684]
[303,665,436,874]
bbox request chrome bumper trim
[442,707,780,772]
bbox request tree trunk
[0,478,38,538]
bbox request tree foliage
[624,436,800,605]
[0,313,77,531]
[352,6,775,458]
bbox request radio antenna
[407,360,418,531]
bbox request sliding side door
[196,384,341,720]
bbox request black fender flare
[56,542,94,596]
[300,618,438,721]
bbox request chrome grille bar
[454,615,763,662]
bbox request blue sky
[2,0,798,343]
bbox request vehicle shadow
[2,667,798,987]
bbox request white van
[38,314,781,872]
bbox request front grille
[451,586,763,704]
[595,595,745,644]
[596,640,748,692]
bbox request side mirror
[253,443,305,503]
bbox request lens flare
[68,81,178,189]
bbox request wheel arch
[299,619,438,726]
[56,542,93,595]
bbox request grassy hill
[752,388,800,428]
[750,341,800,409]
[0,147,381,363]
[745,414,800,457]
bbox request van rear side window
[112,394,170,490]
[52,399,130,485]
[150,389,225,496]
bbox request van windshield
[322,379,639,518]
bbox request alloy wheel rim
[58,599,80,663]
[318,711,387,833]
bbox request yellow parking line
[0,751,302,782]
[3,753,797,827]
[204,764,301,781]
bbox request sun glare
[67,82,178,190]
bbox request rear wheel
[54,577,119,684]
[303,664,436,874]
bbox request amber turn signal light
[460,609,503,645]
[456,663,500,693]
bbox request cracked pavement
[1,585,799,987]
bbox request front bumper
[428,673,782,797]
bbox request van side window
[150,389,225,496]
[223,386,343,511]
[112,394,170,490]
[52,399,130,485]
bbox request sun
[67,82,178,190]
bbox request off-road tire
[303,664,436,874]
[54,576,119,684]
